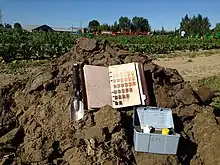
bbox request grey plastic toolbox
[133,106,180,154]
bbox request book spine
[135,63,150,105]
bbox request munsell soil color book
[83,62,149,109]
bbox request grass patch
[204,51,215,57]
[187,53,197,58]
[199,75,220,91]
[211,97,220,110]
[153,49,220,59]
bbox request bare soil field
[153,53,220,82]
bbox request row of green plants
[127,42,220,54]
[96,35,220,54]
[1,28,220,62]
[0,28,79,62]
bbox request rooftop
[22,24,83,32]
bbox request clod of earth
[196,86,216,105]
[192,107,220,165]
[175,87,200,105]
[0,37,218,165]
[77,38,97,51]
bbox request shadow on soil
[173,114,198,165]
[48,141,63,164]
[214,108,220,117]
[120,111,137,165]
[144,70,157,106]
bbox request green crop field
[1,28,220,63]
[0,28,79,62]
[99,35,220,54]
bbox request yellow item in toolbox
[162,128,169,135]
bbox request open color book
[83,62,149,109]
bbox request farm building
[23,24,84,33]
[23,24,54,32]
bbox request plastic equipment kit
[133,106,180,154]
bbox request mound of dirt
[0,38,219,165]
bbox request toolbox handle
[143,106,163,111]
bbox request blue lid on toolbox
[135,106,175,129]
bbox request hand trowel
[69,63,84,121]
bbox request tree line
[88,14,220,36]
[0,22,22,29]
[88,16,151,33]
[180,14,211,36]
[1,14,220,36]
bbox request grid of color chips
[109,69,140,108]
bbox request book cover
[83,65,112,109]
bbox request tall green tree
[110,21,119,32]
[201,16,211,34]
[161,26,165,35]
[14,22,22,29]
[118,16,131,31]
[180,14,211,35]
[99,24,110,31]
[131,16,151,32]
[214,23,220,33]
[88,20,100,32]
[180,14,190,34]
[4,23,12,28]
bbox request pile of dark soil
[0,38,219,165]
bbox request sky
[0,0,219,30]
